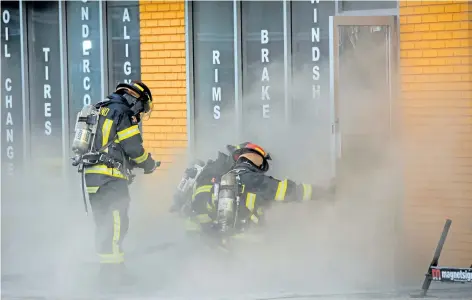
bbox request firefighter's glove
[316,179,336,201]
[144,159,161,174]
[128,173,136,185]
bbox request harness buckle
[98,153,123,170]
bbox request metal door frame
[329,15,402,288]
[329,15,397,177]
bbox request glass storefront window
[241,1,284,146]
[1,0,24,182]
[288,1,336,181]
[192,1,235,157]
[66,0,102,146]
[106,1,141,88]
[26,1,63,175]
[291,0,334,123]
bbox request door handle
[333,118,342,159]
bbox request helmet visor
[141,100,153,121]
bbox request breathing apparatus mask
[115,81,153,123]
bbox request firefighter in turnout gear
[79,81,159,284]
[170,143,250,231]
[189,143,335,237]
[227,143,335,227]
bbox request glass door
[331,16,396,177]
[329,15,399,290]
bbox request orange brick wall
[139,0,187,171]
[400,0,472,274]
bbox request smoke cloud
[2,24,469,300]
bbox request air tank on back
[216,172,238,233]
[71,104,99,155]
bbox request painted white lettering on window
[260,29,270,119]
[2,9,10,23]
[311,1,321,102]
[124,61,131,75]
[3,9,14,173]
[122,8,132,83]
[5,78,12,92]
[83,77,91,90]
[3,10,11,58]
[82,1,92,105]
[43,47,52,135]
[212,50,221,120]
[261,67,269,82]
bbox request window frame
[185,0,400,157]
[186,0,240,160]
[335,0,399,16]
[7,0,141,181]
[104,0,142,91]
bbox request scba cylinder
[217,189,235,233]
[72,129,92,155]
[71,105,97,155]
[216,172,238,233]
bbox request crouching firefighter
[71,80,160,284]
[195,143,336,244]
[169,143,250,230]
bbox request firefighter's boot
[98,263,136,289]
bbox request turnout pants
[89,180,130,265]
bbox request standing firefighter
[71,81,160,285]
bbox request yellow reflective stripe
[185,218,201,232]
[99,253,124,264]
[101,119,114,152]
[206,202,214,212]
[232,233,261,243]
[275,179,288,201]
[246,193,256,212]
[132,151,149,164]
[211,194,217,205]
[192,185,212,200]
[302,184,313,201]
[97,210,124,264]
[195,214,213,224]
[246,193,258,224]
[84,164,127,180]
[112,210,121,255]
[133,83,144,91]
[117,125,140,142]
[257,207,264,216]
[86,186,99,194]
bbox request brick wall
[139,0,187,171]
[399,0,472,274]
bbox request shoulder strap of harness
[85,98,118,154]
[94,97,113,109]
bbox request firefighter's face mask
[120,88,153,122]
[131,98,153,122]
